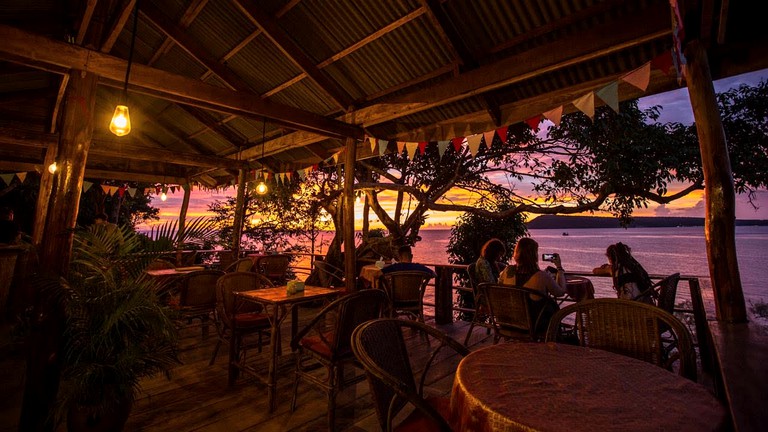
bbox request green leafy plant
[45,224,179,429]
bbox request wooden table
[144,266,206,292]
[234,286,341,412]
[359,263,384,288]
[450,343,726,432]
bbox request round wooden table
[450,343,726,432]
[565,276,595,301]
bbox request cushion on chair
[394,396,451,432]
[233,312,270,329]
[299,331,337,359]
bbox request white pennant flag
[596,81,619,113]
[437,140,450,158]
[126,187,136,197]
[83,181,93,192]
[0,174,13,185]
[378,139,388,156]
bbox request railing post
[688,278,714,374]
[434,265,454,325]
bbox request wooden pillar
[343,137,357,292]
[32,143,57,246]
[685,40,746,323]
[20,69,97,432]
[434,265,455,324]
[231,169,247,258]
[175,183,191,265]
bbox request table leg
[267,303,281,413]
[228,301,238,386]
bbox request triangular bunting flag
[298,169,306,180]
[525,115,541,131]
[101,184,111,195]
[495,126,509,145]
[397,141,406,154]
[286,172,292,180]
[118,186,125,198]
[332,151,341,164]
[109,186,119,196]
[466,134,482,157]
[0,174,13,185]
[596,81,619,113]
[83,181,93,193]
[437,140,450,157]
[542,106,563,126]
[482,131,496,148]
[651,51,674,77]
[405,142,419,160]
[573,92,595,120]
[451,137,464,152]
[369,137,377,153]
[278,173,285,184]
[418,141,427,155]
[622,62,651,91]
[378,140,387,156]
[16,172,26,183]
[126,187,136,197]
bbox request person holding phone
[498,237,567,299]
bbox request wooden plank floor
[0,305,494,432]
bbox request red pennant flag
[525,115,541,131]
[651,51,674,77]
[418,141,427,154]
[495,126,509,144]
[312,164,318,171]
[451,137,464,152]
[118,186,126,198]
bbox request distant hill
[526,215,768,229]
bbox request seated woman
[498,237,566,299]
[474,238,507,284]
[593,242,653,303]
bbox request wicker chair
[545,298,697,381]
[378,270,433,322]
[634,273,681,315]
[352,318,469,432]
[175,270,224,338]
[210,272,273,368]
[224,257,255,273]
[480,283,559,343]
[254,254,291,285]
[290,289,387,429]
[463,262,493,346]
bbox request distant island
[527,215,768,229]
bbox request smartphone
[542,253,556,262]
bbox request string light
[47,161,57,174]
[256,117,268,195]
[109,0,140,136]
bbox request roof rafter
[100,0,136,53]
[232,0,354,111]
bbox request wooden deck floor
[0,306,494,432]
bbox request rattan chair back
[215,272,273,328]
[225,257,255,273]
[179,270,223,309]
[481,283,558,342]
[255,254,291,284]
[655,273,681,315]
[546,298,696,380]
[352,318,469,432]
[379,270,433,321]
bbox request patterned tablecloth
[450,342,726,432]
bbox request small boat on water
[562,232,570,236]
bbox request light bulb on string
[255,117,269,195]
[256,179,268,195]
[160,191,167,201]
[47,161,57,174]
[109,1,139,136]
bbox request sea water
[410,226,768,319]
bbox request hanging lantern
[255,178,268,195]
[47,161,57,174]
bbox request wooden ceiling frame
[231,0,354,111]
[100,0,136,53]
[0,24,364,140]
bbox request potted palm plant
[47,224,180,432]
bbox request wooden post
[231,169,247,258]
[434,265,455,324]
[343,137,357,292]
[175,183,192,265]
[20,69,97,432]
[684,40,746,323]
[32,142,57,246]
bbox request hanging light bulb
[109,105,131,136]
[160,191,167,201]
[47,161,57,174]
[110,1,139,136]
[255,178,268,195]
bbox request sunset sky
[142,69,768,230]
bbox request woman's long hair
[607,243,652,293]
[513,237,540,275]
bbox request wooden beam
[50,73,69,133]
[685,39,746,323]
[75,0,98,46]
[100,0,135,53]
[232,0,354,110]
[0,25,363,140]
[717,0,730,44]
[182,107,245,150]
[0,126,248,169]
[32,143,57,245]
